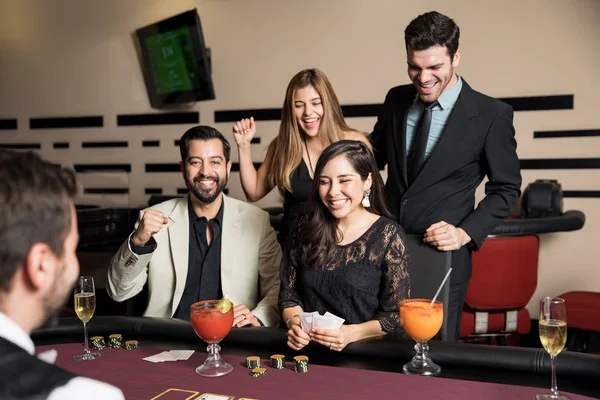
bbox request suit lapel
[220,195,242,298]
[168,195,190,316]
[407,81,479,193]
[393,89,415,189]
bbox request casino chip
[293,355,309,373]
[270,354,285,369]
[90,336,105,350]
[246,356,260,369]
[124,340,138,350]
[108,333,122,349]
[249,367,266,377]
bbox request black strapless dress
[279,159,313,246]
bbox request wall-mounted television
[135,9,215,108]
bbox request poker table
[32,317,600,400]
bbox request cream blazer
[106,194,282,327]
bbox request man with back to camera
[370,11,522,341]
[107,125,282,327]
[0,149,124,399]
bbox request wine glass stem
[83,321,90,354]
[550,354,558,396]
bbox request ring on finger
[242,313,247,320]
[329,342,334,350]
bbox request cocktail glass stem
[207,343,221,363]
[403,340,441,376]
[195,342,233,377]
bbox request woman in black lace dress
[279,140,411,352]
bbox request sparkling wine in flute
[539,319,567,357]
[74,292,96,323]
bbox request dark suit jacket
[370,79,522,283]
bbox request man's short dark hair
[179,126,231,163]
[0,150,77,293]
[405,11,460,60]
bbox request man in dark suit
[0,149,123,399]
[370,11,522,341]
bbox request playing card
[299,312,314,333]
[324,311,345,329]
[313,314,337,329]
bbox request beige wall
[0,0,599,316]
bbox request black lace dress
[279,159,312,245]
[278,217,411,334]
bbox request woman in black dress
[279,140,411,352]
[232,69,370,245]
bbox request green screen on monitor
[145,26,201,94]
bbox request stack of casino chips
[108,334,122,349]
[90,336,106,350]
[293,355,309,373]
[270,354,285,369]
[124,340,138,350]
[246,356,260,369]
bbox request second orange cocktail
[400,299,443,376]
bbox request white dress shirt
[0,313,124,400]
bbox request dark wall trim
[117,112,199,126]
[498,95,573,112]
[30,116,103,129]
[0,119,17,130]
[563,190,600,198]
[82,141,128,148]
[231,162,262,172]
[74,164,131,173]
[146,163,180,172]
[53,142,70,149]
[534,129,600,139]
[83,188,129,194]
[215,108,281,123]
[145,188,163,194]
[177,188,188,195]
[520,158,600,169]
[214,95,574,122]
[0,143,41,149]
[146,162,262,172]
[142,140,160,147]
[251,137,261,144]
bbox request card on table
[143,350,194,363]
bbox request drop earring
[362,189,371,208]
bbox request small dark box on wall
[520,179,563,218]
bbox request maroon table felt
[37,344,594,400]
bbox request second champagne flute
[536,296,570,400]
[73,276,100,360]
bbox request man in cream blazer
[107,126,281,327]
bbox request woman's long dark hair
[292,140,393,268]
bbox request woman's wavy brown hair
[268,68,352,193]
[291,140,393,268]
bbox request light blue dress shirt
[405,75,463,159]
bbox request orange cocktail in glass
[191,299,234,377]
[400,299,443,376]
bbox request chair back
[404,234,452,341]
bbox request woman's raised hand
[232,117,256,148]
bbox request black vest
[0,337,76,399]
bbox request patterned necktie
[407,101,438,185]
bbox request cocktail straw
[430,268,453,307]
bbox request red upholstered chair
[460,235,539,341]
[557,291,600,352]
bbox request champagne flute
[536,297,570,400]
[73,276,100,360]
